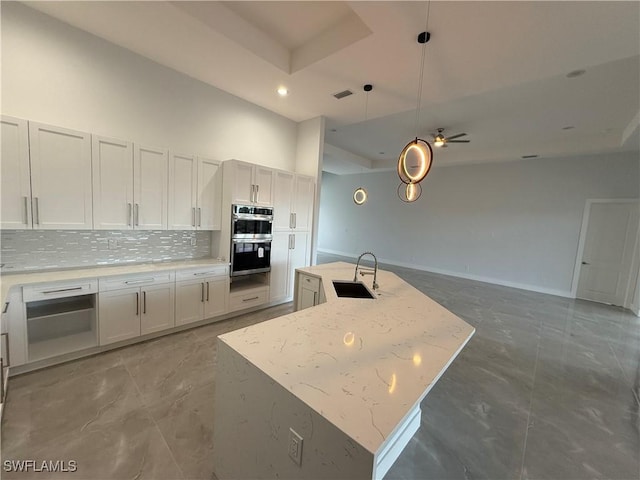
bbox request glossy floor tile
[2,256,638,480]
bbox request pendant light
[353,84,373,206]
[397,2,432,203]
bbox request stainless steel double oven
[230,204,273,277]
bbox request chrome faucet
[354,251,379,290]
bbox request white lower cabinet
[295,273,323,311]
[98,272,175,345]
[175,266,229,326]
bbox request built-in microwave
[230,239,271,277]
[231,205,273,239]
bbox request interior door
[577,201,639,306]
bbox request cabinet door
[289,231,310,278]
[92,136,134,230]
[141,283,175,335]
[203,278,228,319]
[99,288,141,345]
[197,157,221,230]
[229,161,254,205]
[254,166,274,206]
[175,280,205,326]
[272,170,294,231]
[134,145,168,230]
[269,232,292,302]
[168,152,197,230]
[1,116,32,229]
[298,285,318,311]
[29,122,93,229]
[4,289,26,367]
[293,175,315,231]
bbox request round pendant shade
[397,138,433,185]
[397,182,422,203]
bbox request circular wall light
[277,86,289,96]
[397,182,422,203]
[397,138,433,185]
[353,187,367,205]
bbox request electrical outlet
[288,428,303,466]
[191,237,197,246]
[108,239,118,250]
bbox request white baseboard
[317,248,573,299]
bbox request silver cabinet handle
[582,261,590,265]
[0,357,4,403]
[252,184,256,203]
[206,281,210,301]
[127,203,132,226]
[1,332,10,368]
[135,292,139,316]
[242,296,259,302]
[134,204,140,226]
[288,234,292,250]
[192,207,196,227]
[197,207,202,227]
[33,197,40,225]
[201,282,205,302]
[2,303,8,314]
[42,287,82,294]
[290,213,294,229]
[143,291,147,314]
[292,234,296,250]
[23,197,29,225]
[293,213,297,229]
[255,184,259,203]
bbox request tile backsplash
[0,230,213,272]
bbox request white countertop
[0,258,228,304]
[218,262,475,455]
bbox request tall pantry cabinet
[270,171,315,302]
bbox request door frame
[571,198,640,308]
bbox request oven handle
[232,214,273,221]
[232,238,272,244]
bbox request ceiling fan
[432,128,470,148]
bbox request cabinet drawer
[229,287,269,312]
[23,279,98,302]
[175,265,228,281]
[298,274,320,291]
[99,272,175,292]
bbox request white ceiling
[22,1,640,174]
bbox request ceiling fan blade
[446,133,467,140]
[448,140,470,143]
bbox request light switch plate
[288,428,303,466]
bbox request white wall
[1,2,297,170]
[318,152,639,296]
[295,117,326,264]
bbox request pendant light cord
[414,1,431,138]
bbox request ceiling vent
[333,89,353,99]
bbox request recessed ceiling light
[277,87,289,96]
[566,69,586,78]
[562,126,575,130]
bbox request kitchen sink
[332,281,376,299]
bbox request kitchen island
[213,262,475,479]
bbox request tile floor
[2,255,639,479]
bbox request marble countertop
[218,262,475,455]
[0,258,229,305]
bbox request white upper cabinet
[224,160,274,206]
[134,145,168,230]
[253,166,274,207]
[168,152,198,230]
[1,116,32,229]
[28,122,93,229]
[293,175,315,231]
[273,170,295,231]
[197,157,222,230]
[92,136,134,230]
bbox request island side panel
[213,340,375,480]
